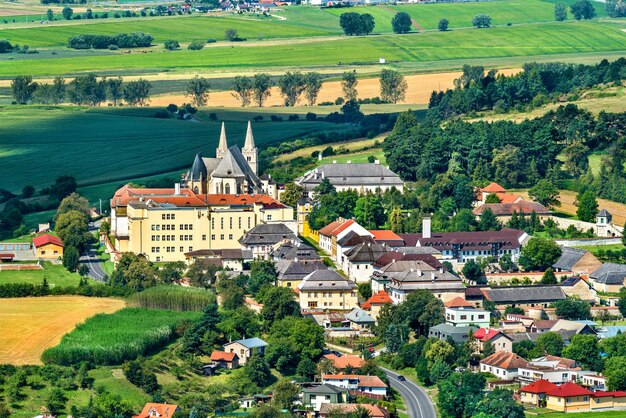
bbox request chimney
[423,216,432,239]
[318,153,323,161]
[374,159,380,165]
[175,183,181,195]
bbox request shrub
[206,38,216,43]
[154,110,170,118]
[306,112,317,121]
[164,39,180,50]
[225,28,239,41]
[187,41,204,50]
[67,32,153,49]
[0,39,13,53]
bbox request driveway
[81,219,108,282]
[381,367,437,418]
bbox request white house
[445,306,491,328]
[321,374,388,398]
[479,351,528,381]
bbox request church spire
[243,121,255,151]
[216,122,228,159]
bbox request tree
[341,70,358,101]
[472,14,491,28]
[62,6,73,20]
[51,76,66,104]
[536,332,564,356]
[571,0,596,19]
[11,75,37,104]
[357,282,372,300]
[438,18,449,31]
[181,303,220,354]
[604,356,626,391]
[425,339,455,364]
[62,245,80,271]
[0,403,11,418]
[477,208,502,231]
[477,388,524,418]
[123,79,151,106]
[339,12,375,36]
[555,2,568,20]
[0,39,13,53]
[186,76,211,107]
[280,183,304,210]
[252,73,272,107]
[278,71,305,107]
[541,267,557,284]
[46,388,68,416]
[438,372,486,418]
[106,77,123,106]
[484,193,501,204]
[260,286,301,325]
[56,192,91,220]
[392,12,412,33]
[187,41,204,50]
[232,76,253,107]
[354,194,385,229]
[303,72,322,106]
[164,40,180,50]
[529,179,560,208]
[563,334,602,371]
[22,185,35,198]
[68,74,106,106]
[554,298,591,320]
[380,69,407,104]
[245,354,273,387]
[462,259,483,282]
[295,356,317,382]
[225,28,239,41]
[576,190,598,222]
[519,237,561,271]
[272,379,299,409]
[46,8,54,21]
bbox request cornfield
[126,285,216,312]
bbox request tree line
[67,32,153,49]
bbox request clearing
[0,261,91,287]
[0,296,125,365]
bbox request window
[248,218,251,228]
[180,246,184,252]
[189,246,193,252]
[239,217,242,228]
[221,219,224,229]
[156,256,161,261]
[202,234,207,240]
[211,234,216,240]
[162,214,166,220]
[228,234,233,240]
[478,315,485,319]
[267,214,272,221]
[220,234,224,240]
[212,219,215,229]
[308,301,317,308]
[230,217,233,228]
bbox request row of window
[306,292,356,298]
[161,214,176,220]
[210,234,234,241]
[151,246,194,253]
[150,224,194,231]
[211,217,252,230]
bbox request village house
[297,161,404,195]
[209,351,239,369]
[428,323,476,345]
[368,230,404,247]
[336,232,373,266]
[521,381,626,412]
[297,270,358,311]
[519,379,559,407]
[588,262,626,292]
[276,259,328,289]
[476,182,523,205]
[302,384,348,412]
[318,219,371,260]
[552,247,602,277]
[361,290,393,321]
[399,219,529,263]
[472,201,552,223]
[132,403,179,418]
[445,298,491,328]
[473,328,513,353]
[321,374,388,399]
[545,382,593,412]
[559,276,596,301]
[345,307,375,331]
[223,337,267,366]
[479,351,528,381]
[323,354,365,372]
[342,241,390,283]
[271,241,319,261]
[239,223,298,259]
[183,248,251,270]
[33,234,64,259]
[481,285,567,310]
[371,251,443,293]
[319,404,390,418]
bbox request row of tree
[67,32,153,49]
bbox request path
[82,219,108,282]
[381,6,424,30]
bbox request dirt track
[148,68,521,107]
[0,296,125,365]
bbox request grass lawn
[574,243,626,253]
[0,105,352,196]
[533,411,626,417]
[273,135,384,163]
[89,366,151,408]
[0,21,624,77]
[0,261,93,287]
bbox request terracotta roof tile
[480,351,528,369]
[322,374,387,388]
[323,354,365,370]
[32,234,63,248]
[480,182,506,193]
[362,290,393,309]
[444,297,473,308]
[519,379,559,394]
[133,403,178,418]
[545,382,592,398]
[210,351,237,362]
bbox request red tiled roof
[499,194,522,204]
[199,193,287,209]
[32,234,63,248]
[210,351,237,362]
[333,219,355,237]
[324,354,365,370]
[481,182,506,193]
[519,379,559,394]
[369,230,403,242]
[362,290,393,309]
[480,351,528,369]
[133,403,178,418]
[474,328,507,342]
[444,297,473,308]
[545,382,592,398]
[319,220,344,237]
[593,391,626,398]
[322,374,387,388]
[532,320,558,330]
[0,253,15,258]
[473,201,551,216]
[319,219,357,238]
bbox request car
[397,375,406,381]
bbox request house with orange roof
[209,351,239,369]
[323,354,365,372]
[319,403,390,418]
[477,182,523,205]
[519,379,560,406]
[479,351,528,380]
[133,403,179,418]
[473,327,513,353]
[368,230,404,247]
[362,290,393,320]
[473,201,551,223]
[32,234,64,259]
[321,374,388,398]
[545,382,593,412]
[318,219,371,258]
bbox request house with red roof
[519,379,559,406]
[133,403,179,418]
[321,374,388,399]
[473,327,513,353]
[479,351,528,380]
[545,382,593,412]
[209,351,239,369]
[323,354,365,372]
[477,182,523,205]
[318,219,370,258]
[368,230,404,247]
[362,290,393,321]
[32,234,64,259]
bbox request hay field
[0,296,125,365]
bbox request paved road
[82,220,108,282]
[381,367,437,418]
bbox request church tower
[216,122,228,159]
[242,121,258,175]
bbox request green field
[0,106,353,195]
[41,307,201,365]
[1,21,624,77]
[0,14,340,48]
[0,261,94,287]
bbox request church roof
[211,146,263,192]
[189,153,207,181]
[243,120,256,151]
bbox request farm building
[32,234,64,259]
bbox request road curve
[381,367,437,418]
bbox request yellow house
[33,234,64,259]
[111,186,294,262]
[297,269,358,311]
[545,383,592,412]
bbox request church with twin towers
[184,121,277,197]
